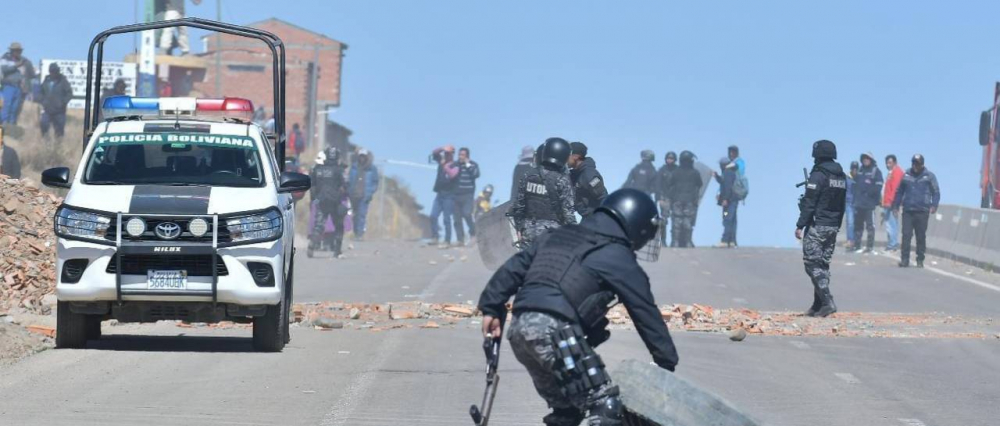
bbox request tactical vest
[523,169,559,222]
[524,225,617,334]
[314,165,345,201]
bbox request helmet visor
[635,218,663,262]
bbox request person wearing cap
[715,157,739,248]
[892,154,940,268]
[728,145,745,176]
[852,152,883,253]
[622,150,658,197]
[348,149,380,240]
[1,42,35,124]
[0,126,21,179]
[39,63,74,139]
[430,145,460,247]
[567,141,608,217]
[510,145,536,202]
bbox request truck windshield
[83,133,265,187]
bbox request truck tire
[85,315,102,341]
[253,301,286,352]
[284,251,295,345]
[56,301,88,349]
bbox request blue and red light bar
[102,96,254,122]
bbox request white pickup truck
[42,19,307,352]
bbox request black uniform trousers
[853,207,875,250]
[900,211,930,264]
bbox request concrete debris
[349,308,361,320]
[728,328,748,342]
[25,324,55,338]
[0,178,62,316]
[421,321,440,329]
[314,318,344,330]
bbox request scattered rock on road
[728,328,748,342]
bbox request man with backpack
[715,157,740,247]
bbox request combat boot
[814,289,837,318]
[804,289,822,317]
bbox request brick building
[194,18,348,150]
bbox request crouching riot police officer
[310,146,348,258]
[478,189,679,426]
[795,140,847,317]
[509,137,577,246]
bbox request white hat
[315,151,326,165]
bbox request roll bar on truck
[81,17,289,166]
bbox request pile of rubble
[643,303,995,339]
[0,177,61,315]
[288,300,998,340]
[291,301,478,331]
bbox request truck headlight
[225,209,282,243]
[55,206,112,242]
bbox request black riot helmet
[665,151,677,162]
[640,150,655,162]
[811,140,837,160]
[539,137,571,169]
[679,150,696,167]
[324,146,340,163]
[597,188,663,261]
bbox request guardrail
[841,204,999,272]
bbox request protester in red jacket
[881,154,904,251]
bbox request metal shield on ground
[613,359,760,426]
[476,201,518,270]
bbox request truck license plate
[147,270,188,291]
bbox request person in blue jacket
[892,154,940,268]
[348,149,380,240]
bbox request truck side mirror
[42,167,71,188]
[277,172,310,193]
[980,110,992,146]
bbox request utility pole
[214,0,222,96]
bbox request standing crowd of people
[623,145,747,248]
[842,151,940,267]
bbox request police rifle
[470,334,502,425]
[795,167,809,188]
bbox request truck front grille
[106,254,229,276]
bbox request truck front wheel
[252,301,286,352]
[56,301,88,349]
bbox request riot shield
[475,201,519,270]
[613,359,760,426]
[694,161,715,202]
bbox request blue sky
[9,1,998,246]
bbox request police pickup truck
[40,19,307,352]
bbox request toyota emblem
[154,222,182,240]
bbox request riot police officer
[479,188,678,426]
[795,140,847,317]
[568,141,608,217]
[656,151,678,246]
[622,150,658,196]
[309,146,348,258]
[665,150,702,247]
[509,137,577,245]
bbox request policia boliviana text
[478,188,679,426]
[795,140,847,318]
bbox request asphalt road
[1,240,999,426]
